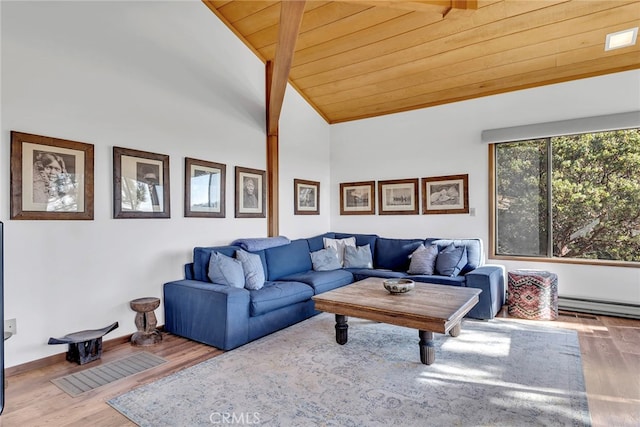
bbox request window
[491,128,640,264]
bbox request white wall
[1,1,330,367]
[330,70,640,306]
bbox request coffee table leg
[419,330,435,365]
[449,322,461,337]
[335,314,348,345]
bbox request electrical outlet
[5,318,17,336]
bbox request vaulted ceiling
[204,1,640,124]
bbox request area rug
[108,314,590,426]
[52,351,167,397]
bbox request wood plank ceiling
[205,0,640,124]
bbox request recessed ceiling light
[605,27,638,51]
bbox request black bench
[48,322,119,364]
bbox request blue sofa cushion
[236,249,266,290]
[334,233,379,259]
[344,244,373,268]
[282,270,353,294]
[374,238,424,271]
[436,244,468,276]
[207,252,245,288]
[310,248,342,271]
[193,246,240,282]
[409,274,466,286]
[352,269,408,282]
[431,239,482,274]
[307,233,336,252]
[264,239,312,281]
[249,281,314,317]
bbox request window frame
[488,141,640,269]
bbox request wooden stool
[130,297,162,346]
[48,322,119,364]
[507,270,558,320]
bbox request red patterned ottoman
[507,270,558,320]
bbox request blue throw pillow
[208,252,245,288]
[344,244,373,268]
[408,244,438,275]
[310,247,342,271]
[323,237,356,266]
[235,249,265,290]
[435,244,468,277]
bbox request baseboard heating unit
[558,296,640,319]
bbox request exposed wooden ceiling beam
[267,0,306,136]
[334,1,477,15]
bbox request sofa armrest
[464,265,506,320]
[163,279,250,350]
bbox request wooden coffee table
[312,277,481,365]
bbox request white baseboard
[558,296,640,319]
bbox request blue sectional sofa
[163,232,505,351]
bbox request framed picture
[340,180,375,215]
[294,179,320,215]
[185,157,226,218]
[113,147,170,219]
[10,131,94,220]
[422,174,469,214]
[235,166,266,218]
[378,178,419,215]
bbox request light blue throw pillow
[344,244,373,268]
[435,243,468,277]
[323,237,356,266]
[207,252,245,288]
[407,244,438,275]
[235,250,265,290]
[311,247,342,271]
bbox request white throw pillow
[323,237,356,267]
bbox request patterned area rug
[52,351,167,397]
[109,313,590,426]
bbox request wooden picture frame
[422,174,469,214]
[185,157,226,218]
[235,166,266,218]
[113,147,170,219]
[294,179,320,215]
[378,178,419,215]
[10,131,94,220]
[340,180,375,215]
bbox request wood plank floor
[1,309,638,426]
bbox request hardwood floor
[1,310,638,426]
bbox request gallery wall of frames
[339,174,469,216]
[10,131,468,221]
[9,131,272,221]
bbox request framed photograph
[113,147,170,219]
[10,131,94,220]
[340,180,375,215]
[422,174,469,214]
[378,178,419,215]
[294,179,320,215]
[235,166,266,218]
[185,157,226,218]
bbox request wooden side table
[130,297,162,346]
